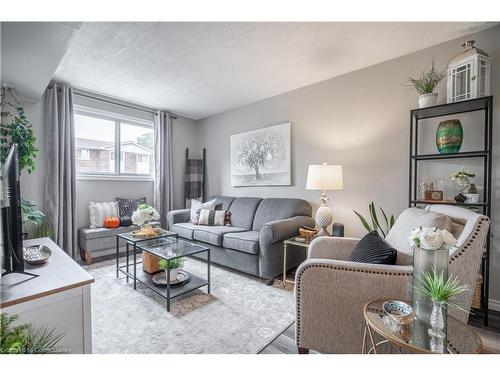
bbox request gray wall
[197,26,500,306]
[19,94,198,232]
[16,25,500,307]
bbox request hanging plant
[0,87,38,173]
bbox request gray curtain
[44,83,77,257]
[154,111,174,228]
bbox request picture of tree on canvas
[230,122,291,186]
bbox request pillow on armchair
[349,231,397,265]
[385,207,453,264]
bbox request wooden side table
[282,238,310,286]
[362,299,482,354]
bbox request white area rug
[85,257,294,353]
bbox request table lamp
[306,163,343,236]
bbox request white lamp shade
[306,164,343,191]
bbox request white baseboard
[489,298,500,312]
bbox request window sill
[77,174,154,182]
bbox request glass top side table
[282,238,311,286]
[362,299,482,354]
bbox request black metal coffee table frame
[116,232,210,311]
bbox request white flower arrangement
[409,227,456,251]
[132,204,160,226]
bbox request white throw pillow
[89,201,119,228]
[190,199,217,223]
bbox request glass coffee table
[362,299,482,354]
[116,236,210,311]
[116,230,177,288]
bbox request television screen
[1,144,24,274]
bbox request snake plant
[353,202,395,238]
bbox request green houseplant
[0,87,38,173]
[27,219,55,241]
[414,267,469,338]
[0,313,66,354]
[408,60,447,108]
[159,258,184,282]
[353,202,395,238]
[21,199,45,227]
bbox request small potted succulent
[158,258,184,282]
[408,60,447,108]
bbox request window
[76,149,90,160]
[74,110,154,178]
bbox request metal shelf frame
[409,96,493,326]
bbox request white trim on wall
[76,174,154,182]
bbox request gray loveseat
[167,195,315,283]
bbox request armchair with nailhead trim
[295,205,490,354]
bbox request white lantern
[446,40,491,103]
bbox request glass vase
[412,246,449,326]
[428,300,446,339]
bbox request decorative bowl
[23,245,52,265]
[131,227,168,238]
[383,300,415,325]
[152,269,191,286]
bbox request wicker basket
[471,274,483,309]
[298,227,318,243]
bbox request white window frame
[77,149,90,160]
[74,106,155,181]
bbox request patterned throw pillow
[197,209,231,226]
[89,201,119,228]
[116,197,147,227]
[190,199,217,223]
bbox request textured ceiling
[1,22,81,100]
[54,22,495,119]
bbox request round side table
[362,299,482,354]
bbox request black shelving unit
[409,96,493,326]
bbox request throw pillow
[190,199,217,223]
[197,209,230,226]
[349,231,397,265]
[116,197,147,227]
[385,207,453,264]
[89,201,119,228]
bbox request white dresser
[1,238,94,353]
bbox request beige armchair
[295,205,490,354]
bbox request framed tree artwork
[230,122,291,186]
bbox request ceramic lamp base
[316,205,333,237]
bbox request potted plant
[450,169,479,203]
[1,87,38,173]
[20,199,45,239]
[158,258,184,282]
[1,313,66,354]
[408,61,447,108]
[413,267,469,339]
[353,202,395,238]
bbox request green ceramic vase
[436,119,463,154]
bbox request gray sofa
[167,195,315,283]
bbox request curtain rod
[72,91,177,119]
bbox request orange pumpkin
[104,217,120,228]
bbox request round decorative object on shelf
[436,119,463,154]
